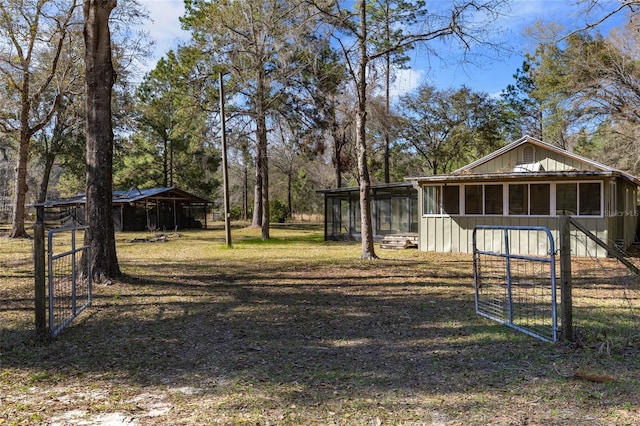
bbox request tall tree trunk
[83,0,120,281]
[9,85,34,238]
[383,51,391,183]
[287,172,292,218]
[333,140,342,188]
[169,138,174,186]
[331,97,343,188]
[256,105,270,240]
[240,137,251,221]
[38,151,56,204]
[9,128,31,238]
[356,0,376,260]
[254,71,270,239]
[383,0,391,184]
[162,137,169,187]
[243,169,248,220]
[252,152,262,227]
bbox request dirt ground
[1,228,639,425]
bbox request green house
[407,136,640,257]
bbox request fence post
[559,215,573,342]
[34,205,47,338]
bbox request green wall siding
[419,215,608,257]
[415,140,638,257]
[416,178,639,258]
[471,143,599,174]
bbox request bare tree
[31,23,86,204]
[0,0,80,237]
[311,0,507,259]
[83,0,120,280]
[569,0,640,34]
[330,91,357,188]
[182,0,326,240]
[397,84,504,175]
[34,93,85,204]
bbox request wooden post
[219,71,232,247]
[173,198,177,230]
[559,215,573,342]
[34,205,47,338]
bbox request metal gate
[473,225,558,343]
[48,226,92,337]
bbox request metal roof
[407,170,632,184]
[33,187,211,208]
[316,182,415,195]
[406,135,640,186]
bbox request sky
[138,0,625,99]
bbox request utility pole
[219,72,232,247]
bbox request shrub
[270,199,288,223]
[229,206,243,221]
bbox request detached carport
[38,187,211,231]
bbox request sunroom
[318,182,418,241]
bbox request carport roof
[33,187,210,208]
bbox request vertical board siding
[421,215,609,257]
[451,218,460,252]
[623,182,638,248]
[540,150,598,172]
[469,143,600,174]
[472,149,520,174]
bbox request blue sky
[391,0,627,98]
[139,0,625,99]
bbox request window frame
[508,183,529,216]
[578,182,602,216]
[422,185,461,216]
[530,183,551,216]
[422,185,442,216]
[507,182,551,216]
[554,181,603,217]
[422,180,604,218]
[483,184,504,215]
[464,185,483,215]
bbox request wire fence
[473,226,558,343]
[47,226,92,337]
[473,221,640,350]
[568,229,640,353]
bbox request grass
[1,223,639,425]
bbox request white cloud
[390,68,424,99]
[133,0,621,96]
[139,0,190,69]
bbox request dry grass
[1,223,639,425]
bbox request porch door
[391,197,410,233]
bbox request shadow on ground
[2,239,639,424]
